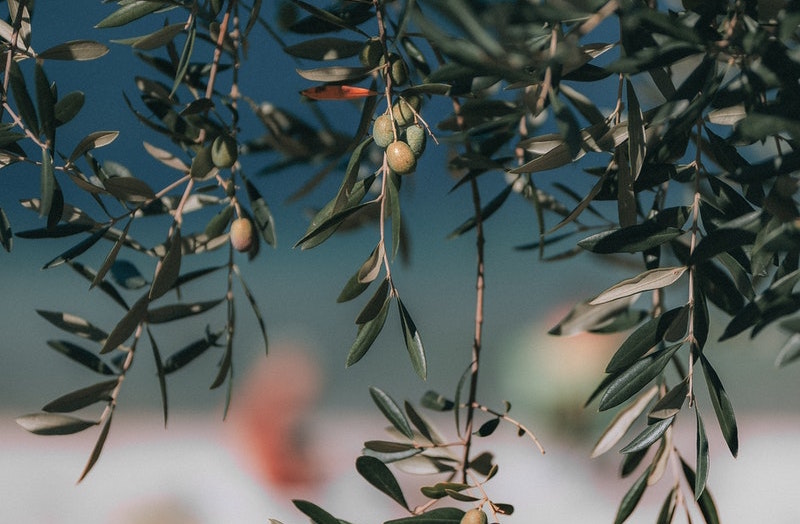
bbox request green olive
[405,124,426,157]
[460,508,488,524]
[359,38,383,68]
[392,94,421,127]
[211,134,238,168]
[386,140,416,175]
[372,114,395,148]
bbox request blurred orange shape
[301,85,378,100]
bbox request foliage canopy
[3,0,800,522]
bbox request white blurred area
[2,333,800,524]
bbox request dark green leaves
[356,455,408,509]
[370,386,413,439]
[701,355,738,457]
[599,343,682,411]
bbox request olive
[405,124,426,157]
[372,114,395,148]
[460,508,488,524]
[211,134,238,168]
[359,38,383,68]
[391,94,421,127]
[386,140,416,175]
[230,217,255,252]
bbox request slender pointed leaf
[590,267,687,305]
[291,500,340,524]
[695,406,709,499]
[398,299,426,380]
[43,225,111,269]
[700,354,738,457]
[614,468,649,524]
[16,412,97,435]
[37,310,108,342]
[149,227,182,300]
[146,298,224,324]
[599,343,683,411]
[42,379,119,413]
[356,455,409,510]
[346,296,390,367]
[145,327,168,426]
[384,508,465,523]
[592,385,658,458]
[9,60,39,137]
[233,265,269,355]
[356,277,390,324]
[100,295,149,354]
[78,413,113,482]
[369,386,413,439]
[47,340,117,375]
[680,457,720,524]
[606,307,684,373]
[620,416,674,454]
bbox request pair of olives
[372,100,426,176]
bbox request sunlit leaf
[67,131,120,165]
[592,385,658,458]
[590,267,687,305]
[39,40,109,61]
[37,310,108,342]
[96,1,167,29]
[17,412,97,435]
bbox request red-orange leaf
[301,84,377,100]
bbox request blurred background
[2,2,800,523]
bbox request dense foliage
[3,0,800,522]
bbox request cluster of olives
[372,96,426,176]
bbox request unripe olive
[359,38,383,68]
[405,124,426,157]
[230,217,255,252]
[460,508,488,524]
[211,134,238,168]
[391,95,421,127]
[372,114,395,148]
[386,140,416,175]
[381,53,409,86]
